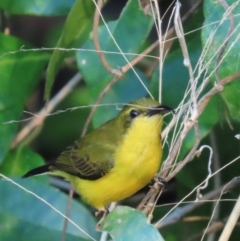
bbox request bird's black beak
[146,105,175,117]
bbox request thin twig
[93,0,118,74]
[207,131,221,241]
[218,193,240,241]
[196,145,213,200]
[155,178,240,229]
[11,73,82,148]
[174,0,198,117]
[164,123,201,182]
[61,186,74,241]
[186,221,226,241]
[81,75,119,136]
[151,0,163,103]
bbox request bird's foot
[95,208,109,231]
[144,176,167,222]
[154,176,167,189]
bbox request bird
[23,98,173,217]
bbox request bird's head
[117,98,174,130]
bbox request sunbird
[23,98,173,215]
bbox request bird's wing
[52,140,115,180]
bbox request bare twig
[164,123,201,182]
[155,178,240,229]
[174,1,198,116]
[218,193,240,241]
[207,131,221,241]
[196,145,213,200]
[11,73,82,148]
[93,0,119,75]
[81,75,119,136]
[186,221,226,241]
[61,186,74,241]
[151,0,163,103]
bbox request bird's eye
[130,109,138,118]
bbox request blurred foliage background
[0,0,240,240]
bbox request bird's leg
[154,176,167,188]
[138,175,166,222]
[146,176,166,223]
[95,207,109,231]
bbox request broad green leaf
[202,0,240,118]
[0,0,75,16]
[0,104,22,162]
[45,0,94,100]
[0,147,47,184]
[0,178,99,240]
[100,206,165,241]
[0,34,49,161]
[0,212,87,241]
[0,34,49,101]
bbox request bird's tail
[22,164,51,178]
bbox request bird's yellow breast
[68,115,163,210]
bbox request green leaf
[100,206,165,241]
[45,0,94,100]
[77,0,154,92]
[0,34,49,161]
[0,0,75,16]
[202,0,240,118]
[0,212,87,241]
[0,178,99,240]
[0,147,47,182]
[0,104,22,162]
[0,33,49,102]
